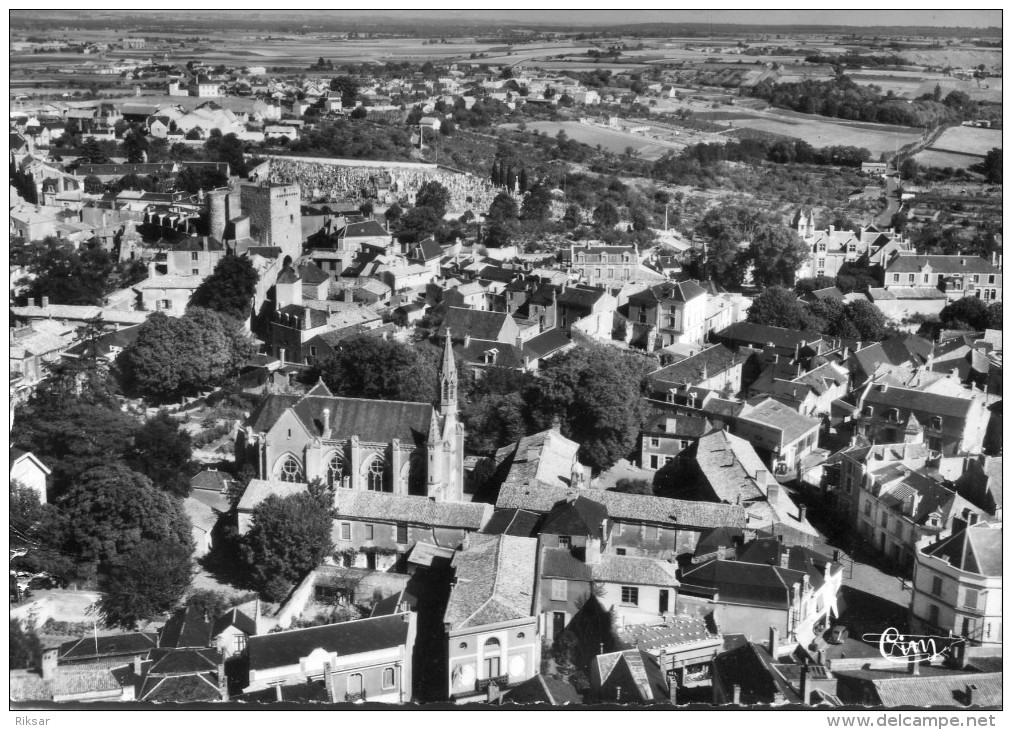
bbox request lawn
[914,149,985,171]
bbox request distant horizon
[9,8,1003,30]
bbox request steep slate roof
[628,279,706,305]
[333,490,492,531]
[236,479,308,513]
[922,522,1002,577]
[712,642,800,705]
[617,614,718,652]
[680,559,805,609]
[504,673,583,705]
[649,345,742,388]
[541,496,608,539]
[496,482,747,530]
[247,614,410,671]
[59,632,158,662]
[481,508,542,537]
[444,534,538,630]
[439,307,512,342]
[342,219,389,238]
[453,337,525,369]
[160,607,213,649]
[594,649,669,703]
[522,328,572,360]
[861,383,976,420]
[211,607,257,638]
[495,428,586,492]
[245,390,434,445]
[885,254,999,275]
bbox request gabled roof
[496,482,747,530]
[885,254,999,275]
[439,307,513,342]
[504,673,583,705]
[541,495,608,539]
[835,669,1002,708]
[628,279,706,305]
[59,632,158,662]
[444,534,538,630]
[594,649,669,703]
[480,508,542,537]
[160,607,212,649]
[861,383,976,419]
[739,398,821,445]
[680,559,804,609]
[522,328,572,360]
[211,607,258,638]
[712,641,800,705]
[334,489,492,531]
[247,614,410,671]
[342,219,389,238]
[922,522,1002,577]
[649,345,742,388]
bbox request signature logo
[862,627,965,663]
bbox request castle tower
[209,188,227,241]
[239,182,302,263]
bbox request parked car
[827,625,849,644]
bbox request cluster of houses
[9,103,1003,707]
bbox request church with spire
[235,330,465,502]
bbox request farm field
[928,125,1002,156]
[498,120,688,160]
[913,149,985,170]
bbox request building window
[972,275,980,284]
[931,576,942,597]
[620,586,639,606]
[650,455,659,470]
[908,274,915,284]
[347,673,363,696]
[192,268,200,276]
[680,440,689,450]
[557,535,571,549]
[649,437,660,448]
[893,274,900,283]
[880,512,888,529]
[278,456,303,482]
[482,637,501,678]
[928,604,940,626]
[328,454,346,488]
[863,500,872,517]
[191,251,199,261]
[396,523,408,544]
[930,416,942,431]
[817,258,825,269]
[340,522,351,541]
[382,667,396,689]
[616,548,627,555]
[234,635,247,652]
[988,275,995,284]
[364,524,374,541]
[551,579,567,601]
[367,459,387,492]
[161,299,172,310]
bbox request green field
[499,120,686,160]
[927,125,1002,156]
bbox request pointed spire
[440,327,458,417]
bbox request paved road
[875,175,901,227]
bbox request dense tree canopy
[982,148,1002,185]
[395,206,443,244]
[747,287,813,330]
[939,297,993,332]
[521,183,552,223]
[242,491,334,597]
[307,335,440,403]
[415,180,451,218]
[189,255,259,320]
[118,309,255,403]
[17,238,116,307]
[59,464,193,565]
[525,345,651,473]
[98,540,193,629]
[126,411,194,498]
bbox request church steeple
[440,327,458,417]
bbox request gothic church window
[278,455,303,482]
[328,454,347,488]
[368,459,389,492]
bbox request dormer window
[886,408,899,423]
[930,416,942,431]
[484,348,498,365]
[863,406,873,418]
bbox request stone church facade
[236,335,465,502]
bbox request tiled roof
[617,614,718,652]
[496,482,747,530]
[592,553,680,587]
[496,428,586,492]
[694,430,767,506]
[146,647,220,675]
[541,547,593,581]
[835,669,1002,708]
[247,614,410,671]
[191,469,231,492]
[557,285,609,309]
[343,220,389,238]
[235,479,308,512]
[739,398,821,445]
[715,322,822,352]
[642,412,711,438]
[444,534,538,630]
[594,648,669,703]
[869,287,947,301]
[334,490,492,530]
[11,666,126,702]
[454,337,525,369]
[712,642,800,705]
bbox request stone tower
[239,182,302,263]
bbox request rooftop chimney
[768,626,779,657]
[732,684,742,705]
[799,504,807,523]
[322,407,330,434]
[799,664,810,705]
[41,295,49,308]
[909,658,920,676]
